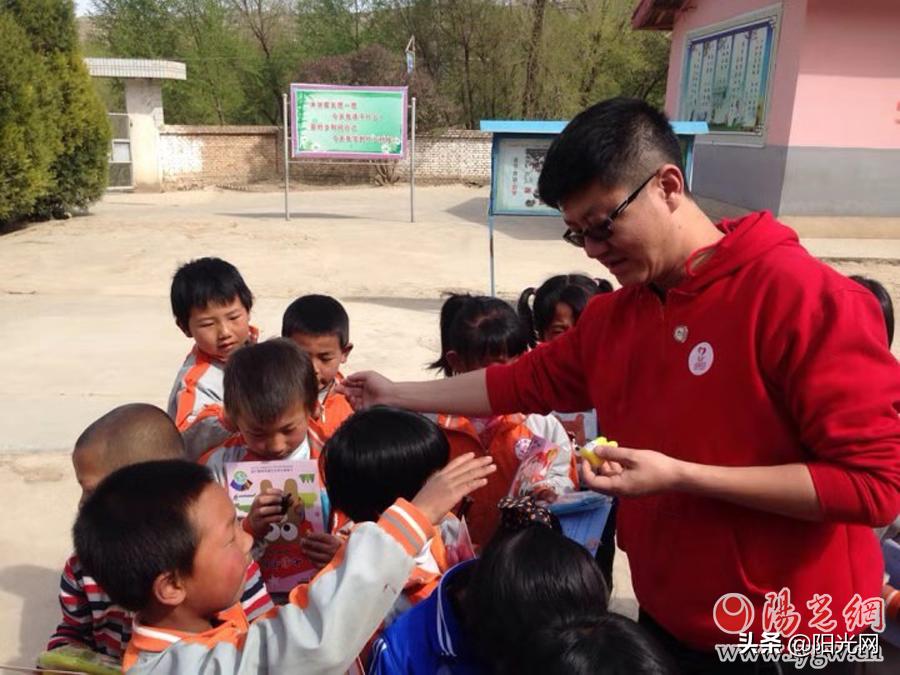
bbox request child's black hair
[465,522,609,672]
[73,460,214,612]
[170,257,253,332]
[850,275,894,347]
[521,613,673,675]
[224,338,318,425]
[518,274,612,346]
[429,294,530,376]
[324,406,449,523]
[281,294,350,348]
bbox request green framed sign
[289,84,408,159]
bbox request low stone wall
[158,125,492,189]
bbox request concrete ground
[0,185,898,668]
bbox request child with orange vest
[166,257,257,460]
[428,294,576,545]
[282,294,355,441]
[200,339,335,593]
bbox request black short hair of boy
[72,460,214,613]
[324,405,450,523]
[537,97,687,211]
[850,275,894,347]
[465,525,609,672]
[429,294,530,376]
[281,294,350,348]
[518,274,613,346]
[520,613,674,675]
[224,338,318,425]
[170,257,254,332]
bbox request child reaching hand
[324,406,466,623]
[427,294,576,545]
[73,454,494,674]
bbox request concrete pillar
[124,79,165,191]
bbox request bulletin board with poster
[479,119,708,296]
[678,5,781,136]
[490,135,559,217]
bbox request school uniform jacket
[430,413,575,545]
[47,557,273,660]
[166,326,259,460]
[369,560,486,675]
[122,499,435,674]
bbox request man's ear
[152,570,186,608]
[658,164,686,212]
[340,342,353,363]
[445,350,465,375]
[176,318,192,339]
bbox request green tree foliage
[86,0,670,129]
[0,12,57,223]
[0,0,109,225]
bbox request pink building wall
[789,0,900,148]
[663,0,807,146]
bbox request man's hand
[300,533,342,569]
[337,371,396,411]
[246,487,285,539]
[580,444,684,497]
[412,453,496,524]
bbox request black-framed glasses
[562,172,657,248]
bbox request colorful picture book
[225,459,325,593]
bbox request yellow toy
[578,436,618,468]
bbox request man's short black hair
[324,406,449,523]
[281,294,350,348]
[170,257,254,331]
[537,97,686,210]
[73,460,214,612]
[224,338,318,425]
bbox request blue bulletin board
[479,119,708,295]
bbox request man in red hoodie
[342,98,900,673]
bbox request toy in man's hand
[578,436,618,469]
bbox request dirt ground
[0,185,897,668]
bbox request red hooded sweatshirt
[486,211,900,650]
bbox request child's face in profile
[184,296,250,361]
[235,401,312,460]
[72,445,107,509]
[288,332,351,392]
[541,302,576,342]
[182,482,253,616]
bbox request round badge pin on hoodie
[688,341,714,376]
